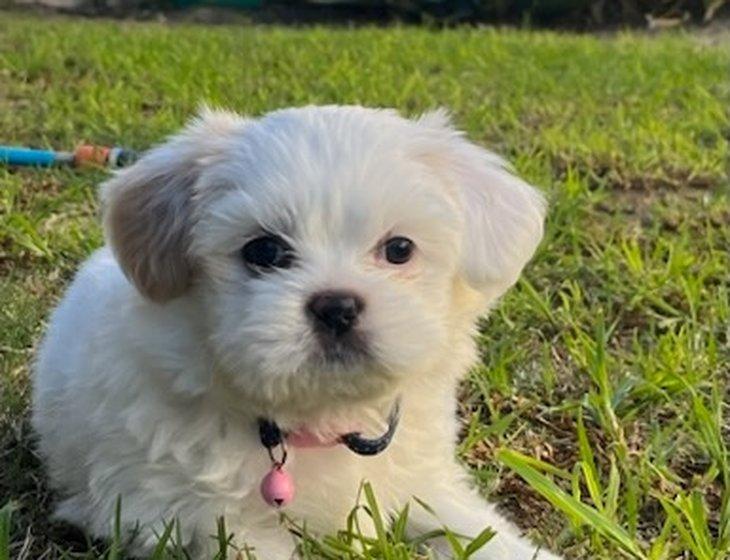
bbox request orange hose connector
[73,145,111,167]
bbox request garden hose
[0,144,138,169]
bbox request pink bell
[260,465,294,507]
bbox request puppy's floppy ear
[101,108,242,302]
[415,110,546,301]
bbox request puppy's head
[102,106,545,411]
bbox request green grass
[0,12,728,559]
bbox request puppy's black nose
[307,291,365,336]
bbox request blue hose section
[0,146,60,167]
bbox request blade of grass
[463,526,496,558]
[577,410,604,511]
[498,449,646,559]
[0,502,14,560]
[148,519,175,560]
[108,497,123,560]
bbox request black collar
[258,398,401,457]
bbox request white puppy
[33,105,558,559]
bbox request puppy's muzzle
[307,290,365,337]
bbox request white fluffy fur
[33,105,559,559]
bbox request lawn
[0,12,728,559]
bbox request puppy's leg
[126,510,296,560]
[409,478,561,560]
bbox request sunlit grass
[0,12,728,559]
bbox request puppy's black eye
[384,237,415,265]
[241,235,294,270]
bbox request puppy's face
[102,106,545,412]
